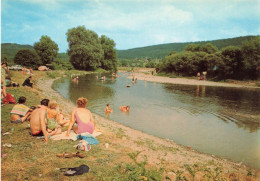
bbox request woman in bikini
[67,97,95,136]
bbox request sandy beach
[34,75,259,180]
[126,70,260,89]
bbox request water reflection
[163,84,260,132]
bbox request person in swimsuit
[46,100,62,135]
[105,104,113,113]
[120,106,130,112]
[30,99,50,141]
[10,96,32,123]
[67,97,95,136]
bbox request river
[52,73,260,169]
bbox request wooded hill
[1,43,69,64]
[117,36,259,59]
[2,35,259,63]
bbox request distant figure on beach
[30,99,50,142]
[10,96,32,123]
[126,83,131,87]
[29,67,34,75]
[120,106,130,112]
[197,72,200,80]
[202,71,207,80]
[105,104,113,113]
[100,76,105,80]
[73,76,79,81]
[67,97,95,136]
[22,76,33,87]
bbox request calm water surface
[53,73,260,169]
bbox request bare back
[30,107,46,134]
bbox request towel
[50,130,102,141]
[77,135,99,145]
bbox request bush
[14,49,41,69]
[52,59,74,70]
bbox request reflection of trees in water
[163,84,260,132]
[67,74,115,105]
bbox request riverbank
[2,71,259,180]
[132,74,260,89]
[122,67,260,88]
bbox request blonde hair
[76,97,88,107]
[48,100,58,109]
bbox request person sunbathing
[67,97,95,136]
[105,104,113,113]
[120,106,130,112]
[30,99,49,142]
[10,96,32,123]
[46,101,62,136]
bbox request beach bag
[3,93,16,104]
[76,140,91,151]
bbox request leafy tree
[2,54,8,63]
[185,43,218,54]
[221,46,243,79]
[14,49,40,69]
[66,26,103,70]
[100,35,118,71]
[34,35,59,65]
[52,59,74,70]
[241,37,260,79]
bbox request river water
[53,73,260,169]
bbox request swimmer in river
[105,104,113,113]
[126,83,131,87]
[120,106,130,112]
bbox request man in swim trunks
[10,96,32,123]
[30,99,50,142]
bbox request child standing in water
[46,101,62,135]
[105,104,113,113]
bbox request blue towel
[77,135,99,145]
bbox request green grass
[1,71,164,181]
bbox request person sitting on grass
[67,97,95,136]
[10,96,32,123]
[46,100,62,136]
[105,104,113,113]
[30,99,50,142]
[22,76,33,88]
[120,106,130,112]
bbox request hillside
[1,43,34,63]
[1,43,70,63]
[117,35,259,59]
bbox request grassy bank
[1,70,259,180]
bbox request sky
[1,0,260,52]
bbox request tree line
[9,25,117,71]
[157,37,260,80]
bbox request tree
[221,46,243,79]
[100,35,118,71]
[14,49,41,69]
[241,37,260,79]
[66,26,103,70]
[34,35,59,65]
[185,43,218,54]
